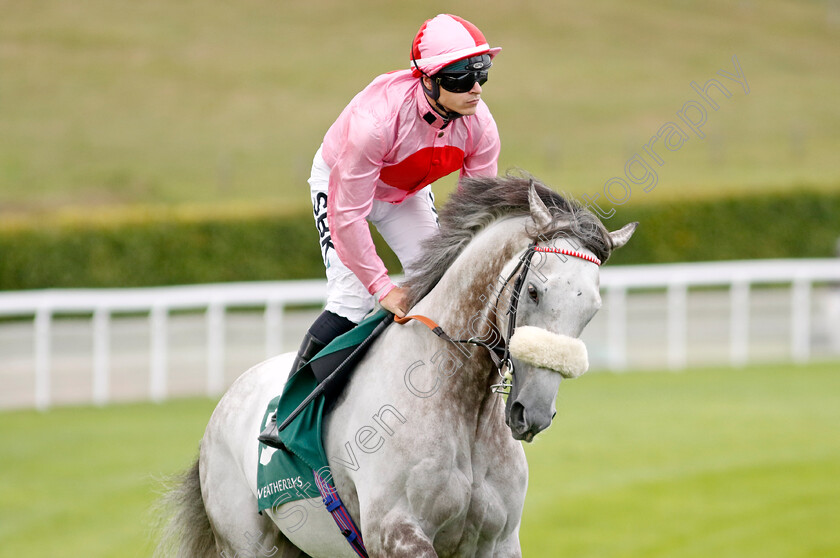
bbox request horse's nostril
[509,401,527,427]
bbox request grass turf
[520,361,840,557]
[1,361,838,557]
[1,0,838,217]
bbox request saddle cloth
[257,309,391,510]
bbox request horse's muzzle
[506,400,552,443]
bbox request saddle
[259,309,393,450]
[256,310,392,558]
[305,309,395,406]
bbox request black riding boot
[290,332,327,378]
[258,311,355,448]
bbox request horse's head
[501,186,636,442]
[403,176,636,442]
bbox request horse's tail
[153,454,217,558]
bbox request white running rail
[0,280,326,411]
[1,260,838,410]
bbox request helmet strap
[413,56,465,127]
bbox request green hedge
[1,189,837,290]
[0,211,309,289]
[605,188,840,265]
[0,207,403,290]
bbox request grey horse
[156,176,636,557]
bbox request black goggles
[435,70,489,93]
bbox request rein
[394,313,507,368]
[395,243,601,394]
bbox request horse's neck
[411,218,528,414]
[420,217,526,326]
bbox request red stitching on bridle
[532,246,602,266]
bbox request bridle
[395,241,602,395]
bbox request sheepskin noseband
[508,326,589,379]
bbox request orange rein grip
[394,314,441,330]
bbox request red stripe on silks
[379,146,464,193]
[411,20,428,61]
[448,14,487,46]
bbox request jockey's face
[423,76,483,117]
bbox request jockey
[260,14,501,446]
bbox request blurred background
[1,1,838,557]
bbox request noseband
[395,242,601,395]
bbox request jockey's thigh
[323,262,375,324]
[368,185,439,278]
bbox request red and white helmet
[410,14,501,77]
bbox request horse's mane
[403,174,613,306]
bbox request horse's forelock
[404,174,613,306]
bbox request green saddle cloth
[256,309,391,511]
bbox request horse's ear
[609,222,638,249]
[528,181,553,229]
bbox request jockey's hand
[379,286,409,318]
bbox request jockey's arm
[460,111,501,181]
[326,110,399,302]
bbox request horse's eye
[527,283,539,303]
